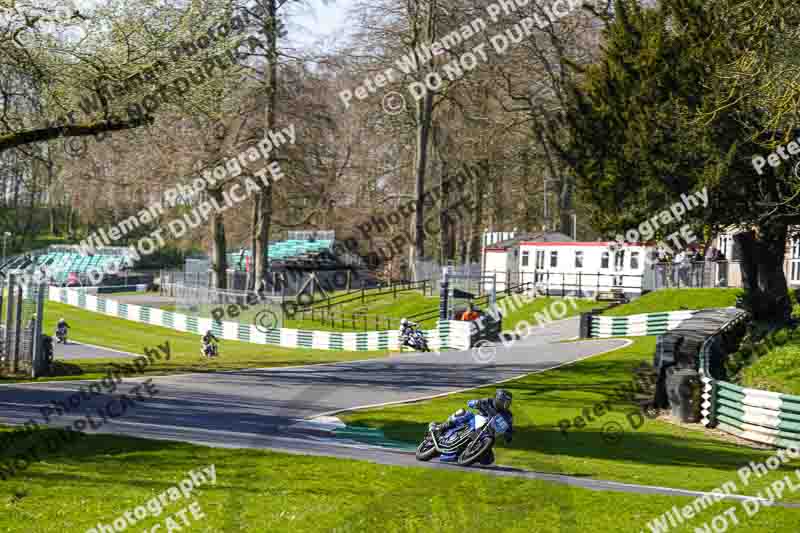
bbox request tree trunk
[413,92,434,277]
[254,184,272,285]
[438,160,449,264]
[433,124,449,264]
[249,193,260,290]
[208,188,228,290]
[465,162,486,265]
[254,0,278,286]
[458,222,467,265]
[410,0,436,281]
[734,226,791,324]
[559,178,573,237]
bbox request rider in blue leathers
[430,389,514,465]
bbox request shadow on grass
[348,416,790,475]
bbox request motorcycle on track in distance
[55,326,68,345]
[201,342,219,358]
[416,408,510,466]
[400,319,431,352]
[401,325,430,352]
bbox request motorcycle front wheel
[457,436,494,466]
[415,436,438,461]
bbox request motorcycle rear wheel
[457,436,494,466]
[415,436,438,461]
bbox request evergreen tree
[562,0,800,323]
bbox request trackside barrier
[691,309,800,449]
[71,284,149,294]
[589,310,698,338]
[49,287,473,351]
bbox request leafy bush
[772,328,789,346]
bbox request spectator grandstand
[227,238,338,272]
[3,245,136,286]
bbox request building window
[550,251,558,268]
[630,251,639,270]
[791,239,800,283]
[719,235,730,258]
[521,250,529,267]
[574,251,583,268]
[614,250,625,271]
[601,251,610,269]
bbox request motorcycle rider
[201,330,220,357]
[430,389,514,465]
[399,318,418,346]
[55,317,70,343]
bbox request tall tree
[563,0,800,323]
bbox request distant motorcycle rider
[201,330,219,357]
[399,318,418,345]
[55,318,69,343]
[430,389,514,464]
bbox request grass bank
[0,300,387,383]
[602,288,741,316]
[341,337,800,501]
[0,428,798,532]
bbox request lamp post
[543,178,559,232]
[2,232,10,265]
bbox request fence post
[12,282,22,374]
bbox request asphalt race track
[55,340,137,360]
[3,316,796,506]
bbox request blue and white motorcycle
[415,409,510,466]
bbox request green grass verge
[602,288,741,316]
[154,290,438,332]
[498,296,604,330]
[132,289,599,334]
[341,337,800,501]
[0,428,798,532]
[740,335,800,395]
[0,300,387,383]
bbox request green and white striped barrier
[49,287,473,352]
[590,310,697,338]
[695,310,800,449]
[703,380,800,449]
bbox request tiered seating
[227,239,336,271]
[25,249,131,284]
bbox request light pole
[2,232,10,265]
[543,178,559,232]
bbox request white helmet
[400,318,408,326]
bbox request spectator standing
[673,250,685,286]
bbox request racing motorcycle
[415,408,509,466]
[201,342,218,358]
[55,325,68,344]
[401,325,430,352]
